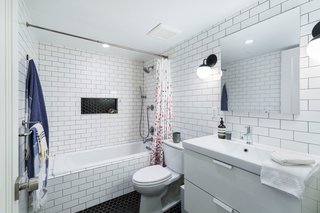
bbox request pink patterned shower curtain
[151,58,173,166]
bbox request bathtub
[39,142,151,213]
[51,142,150,176]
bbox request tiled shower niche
[81,98,118,114]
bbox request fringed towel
[28,123,48,212]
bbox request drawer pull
[213,198,233,213]
[212,159,233,169]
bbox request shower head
[143,65,154,73]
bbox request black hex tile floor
[78,191,181,213]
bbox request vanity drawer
[184,150,300,213]
[185,180,240,213]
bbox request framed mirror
[221,8,300,114]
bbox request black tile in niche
[81,98,118,114]
[77,191,181,213]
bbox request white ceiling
[221,8,301,65]
[27,0,258,61]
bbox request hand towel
[271,151,315,166]
[261,152,319,199]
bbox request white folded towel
[261,151,319,199]
[271,151,315,166]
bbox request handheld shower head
[143,67,150,73]
[139,86,146,99]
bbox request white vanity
[183,135,316,213]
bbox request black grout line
[77,191,181,213]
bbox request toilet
[132,139,184,213]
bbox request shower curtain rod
[26,22,168,59]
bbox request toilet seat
[133,165,172,186]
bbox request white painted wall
[1,0,19,212]
[38,43,144,155]
[0,0,6,212]
[17,0,39,211]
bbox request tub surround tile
[39,42,144,155]
[38,155,150,213]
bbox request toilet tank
[163,140,184,174]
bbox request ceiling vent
[146,23,180,40]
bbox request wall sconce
[197,54,222,80]
[307,21,320,61]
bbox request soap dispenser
[218,117,226,139]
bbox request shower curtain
[151,58,173,166]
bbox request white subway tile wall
[39,155,150,213]
[18,0,39,212]
[151,0,320,156]
[145,0,320,211]
[38,43,144,155]
[222,51,281,112]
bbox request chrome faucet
[244,126,252,145]
[143,137,153,144]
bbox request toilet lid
[133,165,172,186]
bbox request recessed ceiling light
[102,43,110,48]
[245,39,254,44]
[146,23,180,40]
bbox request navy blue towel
[27,128,39,179]
[26,60,49,185]
[221,84,228,111]
[26,60,49,148]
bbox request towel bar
[19,131,32,137]
[19,120,40,137]
[19,119,41,174]
[22,120,41,126]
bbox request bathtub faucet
[143,137,153,144]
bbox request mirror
[221,9,300,114]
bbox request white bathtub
[39,142,151,213]
[52,142,150,176]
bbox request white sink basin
[183,135,274,175]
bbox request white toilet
[132,139,184,213]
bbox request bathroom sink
[183,135,272,175]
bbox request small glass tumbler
[225,131,232,140]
